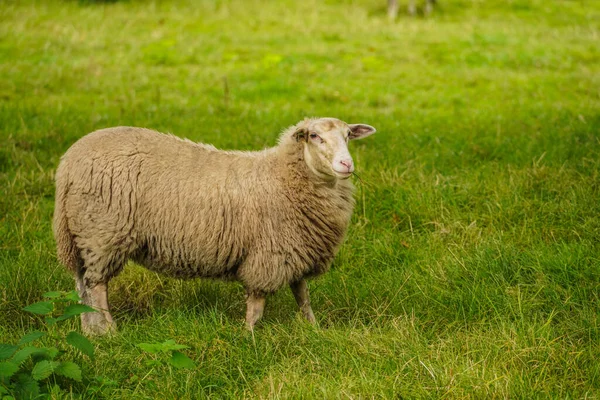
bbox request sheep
[388,0,436,19]
[53,117,376,335]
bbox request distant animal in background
[53,118,376,335]
[388,0,436,18]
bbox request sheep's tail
[53,165,80,273]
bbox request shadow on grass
[108,265,250,325]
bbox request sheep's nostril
[339,160,354,172]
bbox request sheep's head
[293,118,376,180]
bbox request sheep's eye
[309,133,319,140]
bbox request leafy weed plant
[0,293,197,399]
[0,291,95,398]
[137,340,196,370]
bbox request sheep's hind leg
[408,0,417,16]
[387,0,399,20]
[424,0,434,15]
[245,292,266,330]
[76,272,116,336]
[290,279,316,324]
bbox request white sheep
[53,118,376,335]
[388,0,436,18]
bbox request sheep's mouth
[334,171,353,180]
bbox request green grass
[1,0,599,397]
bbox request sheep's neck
[275,143,355,219]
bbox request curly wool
[53,125,355,295]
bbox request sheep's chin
[334,171,352,180]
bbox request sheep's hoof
[81,312,117,336]
[305,311,316,325]
[245,293,266,331]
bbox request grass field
[1,0,600,398]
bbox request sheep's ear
[294,128,308,142]
[348,124,376,140]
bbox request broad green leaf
[0,385,7,394]
[0,361,19,378]
[11,347,39,365]
[31,347,59,361]
[45,316,70,325]
[42,291,62,299]
[137,343,162,354]
[168,351,195,369]
[31,360,59,381]
[0,344,18,360]
[54,361,82,382]
[64,291,81,302]
[18,331,45,346]
[14,373,40,399]
[63,303,97,316]
[46,347,60,359]
[161,339,189,351]
[66,332,94,359]
[46,310,89,325]
[22,301,53,315]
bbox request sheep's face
[295,118,376,180]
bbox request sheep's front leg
[76,276,116,336]
[245,292,266,330]
[290,279,316,324]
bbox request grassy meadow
[1,0,600,397]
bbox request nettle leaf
[0,361,19,378]
[161,340,189,352]
[168,351,196,369]
[0,344,18,360]
[23,301,53,315]
[18,331,46,346]
[31,347,60,361]
[14,372,40,399]
[45,315,70,325]
[31,360,59,381]
[64,291,81,302]
[66,332,94,359]
[63,304,97,317]
[12,347,40,365]
[137,343,162,354]
[46,306,95,325]
[54,361,82,382]
[42,291,62,299]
